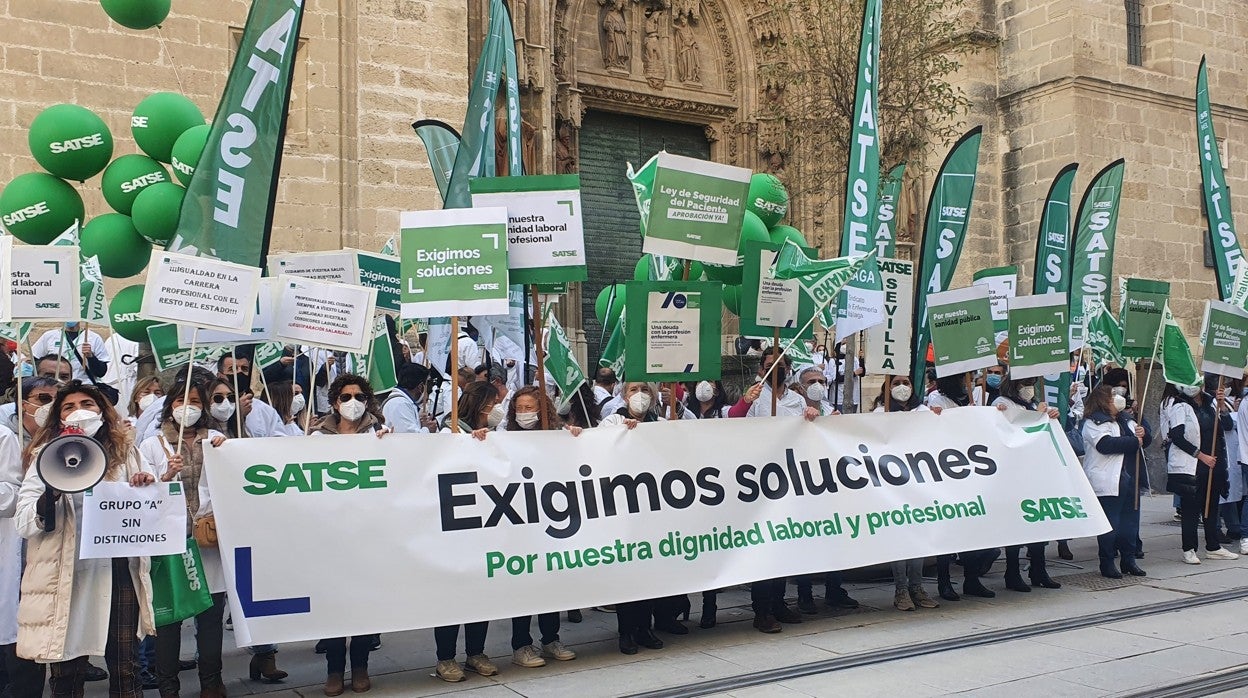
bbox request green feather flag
[1159,302,1201,387]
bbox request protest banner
[926,285,997,378]
[972,265,1017,340]
[10,245,79,321]
[470,174,588,284]
[274,275,377,354]
[625,281,722,382]
[400,208,510,318]
[543,306,587,412]
[49,224,107,324]
[147,324,227,371]
[1197,57,1244,301]
[141,251,261,333]
[177,278,277,347]
[80,481,188,560]
[267,250,358,286]
[640,153,751,266]
[1069,159,1126,347]
[740,240,815,339]
[1032,164,1079,422]
[205,408,1107,645]
[871,163,906,259]
[353,250,401,314]
[1007,294,1070,380]
[348,314,398,394]
[0,322,33,345]
[1120,278,1170,358]
[1201,299,1248,379]
[1086,300,1126,367]
[864,258,914,375]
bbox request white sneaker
[1240,539,1248,555]
[1183,550,1201,565]
[1206,547,1239,560]
[541,641,576,661]
[511,645,546,668]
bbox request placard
[399,208,510,318]
[740,240,815,339]
[79,481,188,559]
[10,245,80,321]
[275,275,378,353]
[972,265,1018,339]
[147,323,228,371]
[267,250,358,286]
[353,250,401,313]
[864,258,914,375]
[1201,299,1248,379]
[1120,278,1170,358]
[470,174,588,284]
[0,236,13,322]
[1006,293,1070,380]
[642,153,752,266]
[625,281,722,382]
[926,285,998,378]
[177,278,277,347]
[140,251,261,333]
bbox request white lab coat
[30,329,111,382]
[0,425,23,645]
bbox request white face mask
[695,381,715,402]
[289,393,306,416]
[516,412,540,430]
[1178,384,1202,398]
[63,408,103,437]
[338,398,367,422]
[804,382,827,403]
[172,405,202,427]
[487,403,506,428]
[33,403,52,428]
[1111,386,1127,397]
[1018,386,1036,402]
[1112,395,1127,412]
[891,384,913,403]
[138,393,160,413]
[210,401,236,421]
[628,392,652,416]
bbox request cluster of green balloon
[100,0,171,30]
[714,173,808,317]
[108,284,157,343]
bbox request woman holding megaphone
[15,380,158,697]
[138,379,228,698]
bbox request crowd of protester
[1,322,1246,696]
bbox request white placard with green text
[400,208,510,317]
[1201,299,1248,379]
[177,278,278,347]
[642,153,752,266]
[470,174,588,285]
[864,258,914,375]
[1006,293,1069,381]
[11,245,80,322]
[926,285,998,378]
[268,250,359,286]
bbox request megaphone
[36,432,108,494]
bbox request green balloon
[100,0,171,30]
[769,224,807,248]
[131,182,184,245]
[594,284,627,327]
[170,124,210,186]
[108,284,157,342]
[101,154,169,215]
[722,284,741,316]
[0,173,85,245]
[28,104,114,181]
[703,262,742,285]
[81,214,152,278]
[704,211,770,285]
[132,93,205,163]
[748,173,789,228]
[632,254,705,281]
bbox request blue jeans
[1097,472,1139,565]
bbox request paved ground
[84,494,1247,697]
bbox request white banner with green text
[206,408,1108,645]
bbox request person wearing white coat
[0,422,34,694]
[138,379,229,697]
[1164,382,1238,565]
[15,381,157,697]
[1082,384,1151,579]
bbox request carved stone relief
[599,0,632,72]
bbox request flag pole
[1134,316,1166,511]
[531,286,550,430]
[176,329,198,456]
[673,261,692,421]
[450,317,461,434]
[1205,375,1226,519]
[771,327,780,417]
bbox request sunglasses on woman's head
[338,393,367,403]
[212,393,236,404]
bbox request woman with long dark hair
[1083,384,1151,578]
[15,381,158,697]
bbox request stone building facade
[2,0,1246,347]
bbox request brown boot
[350,666,371,693]
[199,677,227,698]
[249,651,288,684]
[324,673,345,697]
[752,613,782,633]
